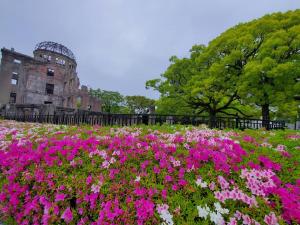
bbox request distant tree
[125,95,155,114]
[90,89,125,113]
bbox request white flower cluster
[197,202,229,225]
[157,204,174,225]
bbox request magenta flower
[161,189,167,199]
[61,207,73,223]
[55,193,66,202]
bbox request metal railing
[2,112,285,130]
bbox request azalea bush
[0,120,299,225]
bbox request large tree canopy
[146,10,300,127]
[146,45,205,115]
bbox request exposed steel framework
[34,41,76,61]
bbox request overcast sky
[0,1,299,99]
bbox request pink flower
[161,189,167,199]
[153,166,160,174]
[55,193,66,202]
[135,198,155,224]
[86,175,93,185]
[172,184,179,191]
[165,175,172,182]
[264,212,279,225]
[61,207,73,223]
[209,182,216,191]
[218,175,229,190]
[156,203,169,213]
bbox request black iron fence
[2,112,285,130]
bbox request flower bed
[0,120,299,225]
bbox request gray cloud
[0,0,298,99]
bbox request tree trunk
[261,104,270,130]
[209,112,217,129]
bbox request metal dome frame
[34,41,76,61]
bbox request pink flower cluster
[258,156,281,171]
[270,182,300,223]
[134,198,155,225]
[214,187,258,207]
[230,210,261,225]
[0,121,299,224]
[240,169,277,196]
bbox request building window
[44,101,52,104]
[46,83,54,95]
[9,93,16,103]
[69,78,74,87]
[47,68,54,76]
[56,58,65,65]
[11,72,18,85]
[67,97,72,107]
[11,78,18,85]
[13,59,21,64]
[43,55,51,61]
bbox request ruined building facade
[0,41,101,112]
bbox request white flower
[112,150,120,156]
[135,176,141,182]
[172,160,181,167]
[197,205,210,219]
[157,204,173,225]
[91,180,103,193]
[209,211,224,225]
[200,182,208,188]
[195,178,202,186]
[187,165,195,172]
[102,160,110,169]
[196,178,208,188]
[91,184,100,193]
[160,210,173,225]
[214,202,229,215]
[109,157,116,164]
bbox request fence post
[235,116,239,129]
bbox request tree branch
[218,110,237,117]
[225,106,253,117]
[216,91,238,111]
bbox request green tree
[146,10,300,128]
[90,89,125,113]
[125,95,155,114]
[236,11,300,126]
[146,45,205,115]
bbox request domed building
[0,41,101,112]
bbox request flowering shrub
[0,120,299,224]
